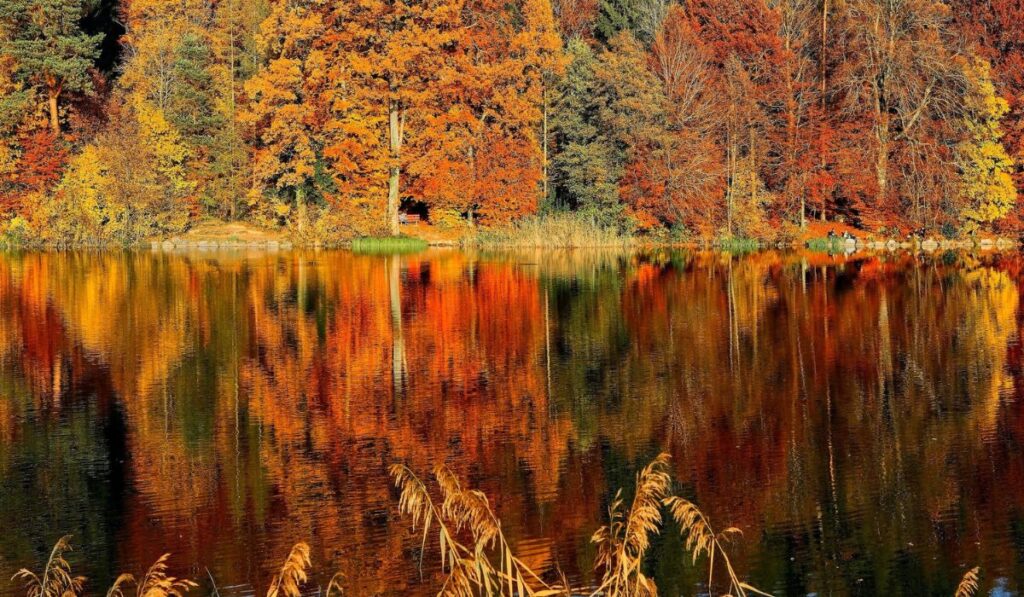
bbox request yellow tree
[958,57,1017,230]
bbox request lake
[0,248,1021,596]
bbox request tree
[834,0,964,227]
[0,0,101,135]
[320,0,460,235]
[957,57,1017,230]
[424,0,560,224]
[595,0,667,44]
[685,0,784,236]
[774,0,820,227]
[239,0,323,228]
[552,0,598,40]
[168,33,223,149]
[632,5,723,233]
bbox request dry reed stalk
[12,536,86,597]
[954,567,980,597]
[662,497,769,597]
[266,543,311,597]
[390,464,568,597]
[106,554,196,597]
[324,573,345,597]
[591,453,672,597]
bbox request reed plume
[954,567,980,597]
[324,572,345,597]
[390,463,567,597]
[266,543,311,597]
[663,497,769,597]
[105,554,195,597]
[12,536,86,597]
[591,453,672,597]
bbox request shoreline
[0,238,1013,252]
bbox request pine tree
[551,38,623,223]
[169,33,224,149]
[0,0,102,135]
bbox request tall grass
[11,539,329,597]
[351,236,428,254]
[266,543,311,597]
[587,453,767,597]
[391,454,766,597]
[591,454,671,596]
[474,214,634,248]
[10,467,984,597]
[716,237,761,253]
[12,536,85,597]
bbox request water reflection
[0,248,1022,596]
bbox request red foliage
[18,130,69,194]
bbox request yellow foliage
[137,102,191,194]
[958,57,1017,230]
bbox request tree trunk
[389,254,406,396]
[876,119,889,202]
[819,0,828,222]
[542,87,549,202]
[296,187,307,233]
[388,102,402,236]
[47,87,61,136]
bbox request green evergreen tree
[595,0,665,44]
[0,0,101,135]
[169,33,224,149]
[596,0,639,43]
[551,38,624,224]
[552,34,667,228]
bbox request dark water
[0,248,1022,596]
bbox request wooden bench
[400,213,421,224]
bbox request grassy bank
[350,235,429,254]
[716,236,762,252]
[805,236,846,251]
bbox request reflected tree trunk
[389,254,407,396]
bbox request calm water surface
[0,248,1022,596]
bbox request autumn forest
[0,0,1023,245]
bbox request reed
[104,554,196,597]
[324,573,345,597]
[954,567,980,597]
[591,453,672,597]
[664,497,769,597]
[473,214,634,248]
[22,457,984,597]
[11,536,85,597]
[586,453,770,597]
[390,463,568,596]
[266,543,312,597]
[350,236,428,254]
